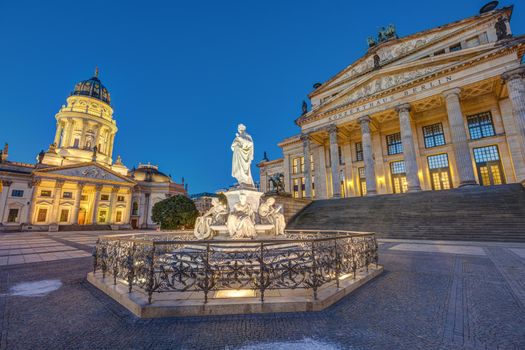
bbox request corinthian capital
[502,66,525,82]
[395,103,411,114]
[326,123,338,134]
[442,87,462,99]
[300,132,311,143]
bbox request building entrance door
[358,167,367,196]
[427,154,452,190]
[77,208,86,225]
[473,146,506,186]
[390,161,407,194]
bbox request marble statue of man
[231,124,255,187]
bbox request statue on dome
[231,124,255,187]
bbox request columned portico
[358,116,377,195]
[327,124,341,197]
[443,88,477,186]
[301,133,313,198]
[396,103,421,192]
[108,186,119,224]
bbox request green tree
[151,195,199,230]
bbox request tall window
[358,167,367,196]
[467,112,495,140]
[423,123,445,148]
[59,209,69,223]
[132,202,139,216]
[301,177,306,197]
[292,157,304,174]
[11,190,24,197]
[292,178,299,198]
[427,154,452,190]
[98,210,108,223]
[37,208,47,222]
[7,209,19,223]
[390,161,408,193]
[116,211,123,223]
[355,142,363,161]
[310,154,314,172]
[300,157,305,173]
[386,133,403,155]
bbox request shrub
[151,195,199,230]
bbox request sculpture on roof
[495,17,510,40]
[231,124,255,187]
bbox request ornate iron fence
[92,230,378,304]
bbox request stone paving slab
[389,243,486,256]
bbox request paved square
[1,232,524,349]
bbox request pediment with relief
[35,164,134,184]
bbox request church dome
[72,68,111,104]
[130,163,171,183]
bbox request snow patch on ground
[235,338,342,350]
[8,279,62,297]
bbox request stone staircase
[287,184,525,242]
[58,224,112,232]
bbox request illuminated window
[81,195,88,201]
[310,154,314,172]
[427,154,452,190]
[386,133,403,155]
[37,208,47,222]
[473,145,500,163]
[423,123,445,148]
[98,210,108,223]
[358,167,367,196]
[390,161,408,194]
[7,209,19,223]
[100,194,109,201]
[355,142,363,161]
[301,177,306,197]
[293,179,299,197]
[467,112,495,140]
[62,191,73,199]
[40,190,51,197]
[59,209,69,222]
[116,211,123,223]
[474,146,505,186]
[300,157,305,173]
[117,195,125,202]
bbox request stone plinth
[86,265,383,318]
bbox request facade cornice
[257,158,284,168]
[33,161,136,185]
[298,43,522,127]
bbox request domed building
[0,70,187,232]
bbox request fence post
[146,244,156,304]
[92,239,99,274]
[204,243,210,304]
[113,241,120,285]
[259,242,265,303]
[127,242,136,293]
[311,240,318,300]
[334,238,340,289]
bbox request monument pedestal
[224,188,264,214]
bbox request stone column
[358,116,377,195]
[143,193,151,228]
[91,185,102,225]
[108,186,119,224]
[396,103,421,192]
[327,124,341,198]
[71,182,85,224]
[80,120,88,149]
[443,88,477,186]
[108,133,116,158]
[502,66,525,169]
[283,154,291,194]
[50,180,65,224]
[301,133,312,198]
[62,119,72,147]
[53,122,62,146]
[0,180,13,223]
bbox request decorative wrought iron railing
[92,230,378,304]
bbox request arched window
[132,202,139,216]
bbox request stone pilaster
[26,179,40,224]
[443,88,477,186]
[108,186,119,224]
[72,182,85,224]
[51,180,65,224]
[396,103,421,192]
[283,154,291,194]
[53,122,62,146]
[358,116,377,195]
[301,133,312,198]
[502,66,525,178]
[80,120,88,149]
[327,124,341,198]
[0,180,13,223]
[91,185,103,225]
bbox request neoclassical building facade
[0,71,187,232]
[259,5,525,199]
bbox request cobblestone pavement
[0,232,524,349]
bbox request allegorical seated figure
[194,198,229,239]
[227,193,256,239]
[258,197,286,235]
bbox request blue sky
[0,0,523,193]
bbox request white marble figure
[227,192,256,239]
[231,124,255,187]
[194,198,228,239]
[258,197,286,235]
